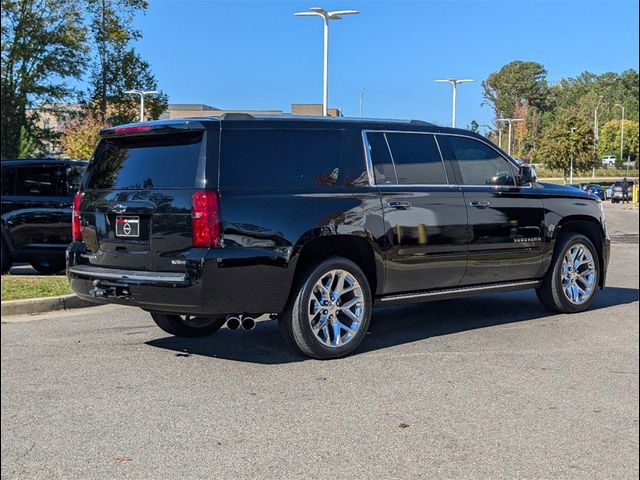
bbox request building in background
[290,104,341,117]
[28,103,82,155]
[160,103,341,119]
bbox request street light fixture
[124,89,159,122]
[615,103,625,164]
[496,118,524,156]
[294,7,359,117]
[433,78,474,128]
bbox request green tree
[599,119,640,164]
[482,61,550,118]
[85,0,167,125]
[534,115,595,181]
[17,125,35,157]
[1,0,87,158]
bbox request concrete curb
[1,294,97,316]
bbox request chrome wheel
[561,243,596,305]
[308,269,364,348]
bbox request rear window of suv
[85,132,203,190]
[220,129,343,188]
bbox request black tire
[1,239,11,275]
[150,313,227,338]
[280,256,372,359]
[536,233,599,313]
[30,261,65,275]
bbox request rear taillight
[72,192,84,242]
[192,191,221,248]
[114,125,152,134]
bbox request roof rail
[409,119,434,126]
[220,113,255,120]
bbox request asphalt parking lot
[2,202,638,479]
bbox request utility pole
[359,87,365,117]
[124,89,159,122]
[294,7,359,117]
[496,118,524,156]
[434,78,474,128]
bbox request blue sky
[133,0,639,128]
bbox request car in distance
[2,159,88,274]
[67,115,610,359]
[610,179,636,203]
[601,155,616,167]
[584,184,605,200]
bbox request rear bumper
[66,242,294,316]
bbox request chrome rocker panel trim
[376,280,541,305]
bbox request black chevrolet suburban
[2,159,88,274]
[67,115,610,359]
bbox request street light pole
[593,95,603,178]
[496,118,524,156]
[294,7,359,117]
[615,103,625,164]
[124,89,159,122]
[593,95,603,147]
[570,127,577,185]
[434,78,474,128]
[360,87,365,117]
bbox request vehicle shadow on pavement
[146,286,638,364]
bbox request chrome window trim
[382,132,400,184]
[361,129,532,189]
[362,130,450,188]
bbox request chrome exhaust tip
[226,316,241,330]
[241,317,256,331]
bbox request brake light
[72,192,84,241]
[192,191,221,248]
[114,125,152,134]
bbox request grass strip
[1,275,72,301]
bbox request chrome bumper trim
[69,265,186,283]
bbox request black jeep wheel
[150,313,227,338]
[1,239,11,275]
[30,261,65,275]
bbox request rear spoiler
[100,119,216,138]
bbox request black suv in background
[2,159,88,274]
[67,115,609,359]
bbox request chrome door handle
[386,200,412,210]
[469,200,491,209]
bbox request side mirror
[518,165,537,185]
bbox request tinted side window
[1,166,16,195]
[385,133,447,185]
[65,164,86,195]
[366,132,396,184]
[15,165,63,196]
[221,129,342,188]
[440,136,516,186]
